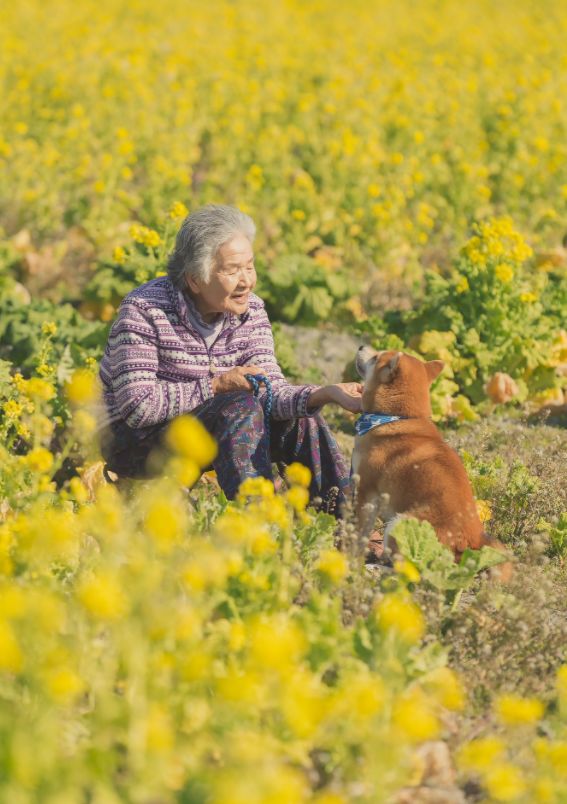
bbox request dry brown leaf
[485,372,519,404]
[80,461,116,502]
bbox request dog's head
[356,346,444,417]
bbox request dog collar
[355,412,406,436]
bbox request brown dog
[353,346,508,565]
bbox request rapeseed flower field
[1,0,567,801]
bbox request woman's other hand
[307,382,363,413]
[211,365,264,394]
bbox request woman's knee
[220,391,265,427]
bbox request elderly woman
[99,205,362,511]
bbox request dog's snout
[356,344,377,380]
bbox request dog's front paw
[365,535,384,564]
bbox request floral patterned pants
[100,391,350,515]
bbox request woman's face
[186,233,257,321]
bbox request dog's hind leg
[355,492,381,556]
[383,514,406,558]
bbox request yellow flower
[215,668,264,704]
[2,399,23,420]
[336,671,386,721]
[0,619,23,672]
[76,571,129,620]
[37,363,53,377]
[248,615,306,670]
[168,456,200,487]
[280,670,329,738]
[533,738,567,772]
[484,763,526,802]
[112,245,127,264]
[520,291,537,303]
[285,485,309,512]
[174,605,203,642]
[455,275,470,294]
[291,208,306,221]
[315,548,348,585]
[238,476,275,499]
[72,409,98,436]
[65,369,98,405]
[494,694,544,726]
[68,476,89,503]
[16,423,31,440]
[16,422,31,441]
[495,263,514,283]
[30,414,55,439]
[250,527,277,556]
[130,223,162,248]
[227,621,246,651]
[423,666,466,711]
[532,778,555,803]
[24,447,54,474]
[393,559,420,583]
[457,737,505,773]
[146,704,174,752]
[144,499,185,551]
[180,543,235,592]
[253,495,291,531]
[43,667,85,704]
[285,462,311,488]
[165,415,217,468]
[214,509,254,545]
[41,321,57,337]
[374,593,424,644]
[392,689,440,742]
[11,373,26,392]
[476,499,492,523]
[213,765,307,804]
[0,585,27,618]
[168,200,189,220]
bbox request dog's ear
[425,360,444,383]
[379,352,401,383]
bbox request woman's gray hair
[167,204,256,288]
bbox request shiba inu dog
[353,346,511,571]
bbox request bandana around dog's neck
[355,412,406,436]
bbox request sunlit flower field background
[1,0,567,801]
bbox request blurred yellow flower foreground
[0,393,468,803]
[1,379,567,803]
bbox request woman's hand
[211,365,264,394]
[307,382,364,413]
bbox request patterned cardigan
[99,277,322,431]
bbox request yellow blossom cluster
[456,678,567,802]
[2,0,567,275]
[0,447,472,801]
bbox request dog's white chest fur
[351,436,363,477]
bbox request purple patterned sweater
[99,277,321,431]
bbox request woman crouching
[98,204,362,513]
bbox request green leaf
[392,517,505,595]
[306,286,334,321]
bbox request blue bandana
[355,413,405,436]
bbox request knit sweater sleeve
[238,304,323,420]
[100,301,213,428]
